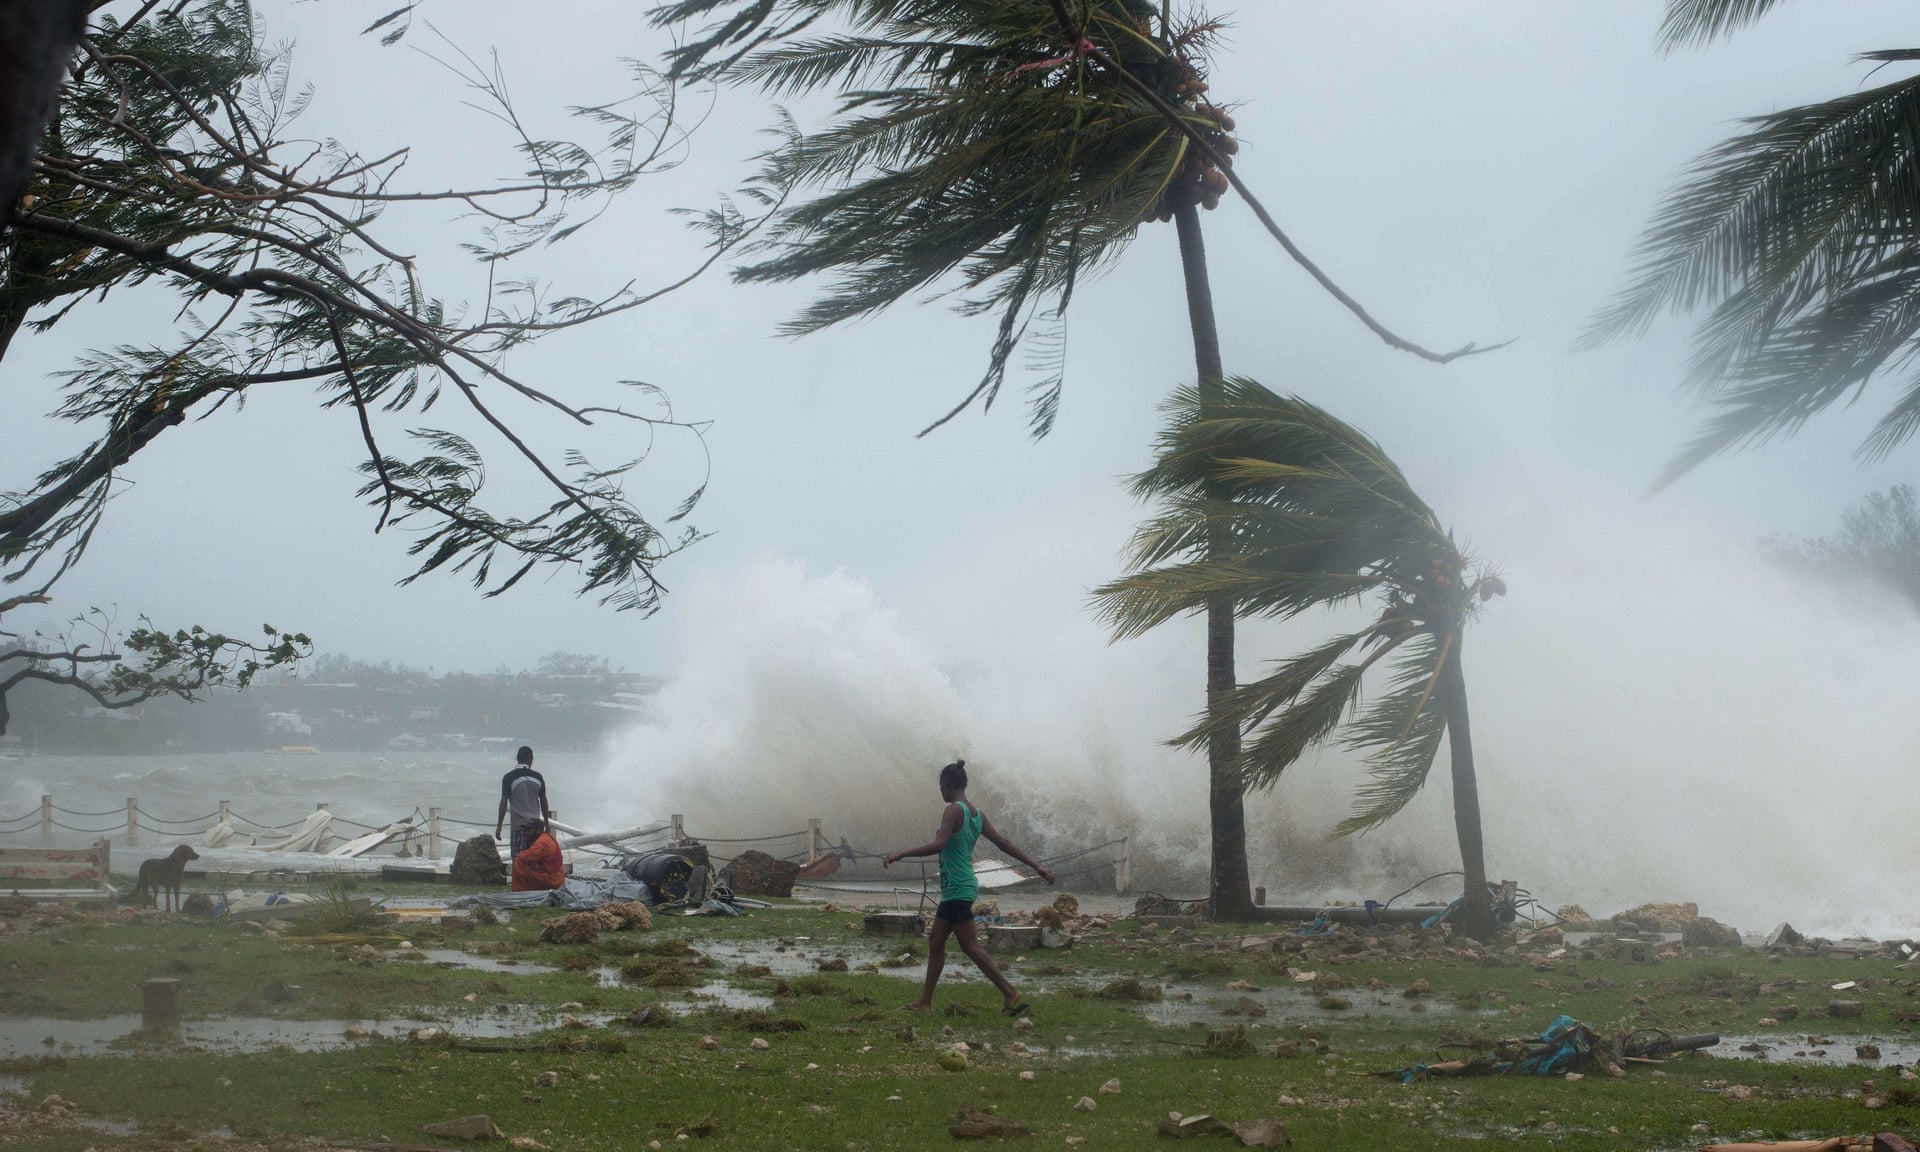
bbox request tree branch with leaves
[5,0,778,613]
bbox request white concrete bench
[0,839,117,905]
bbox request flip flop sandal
[1002,1000,1031,1018]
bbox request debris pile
[998,892,1117,941]
[539,903,654,945]
[1379,1015,1720,1082]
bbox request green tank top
[938,801,983,902]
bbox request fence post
[1114,835,1130,896]
[807,817,822,865]
[429,807,442,860]
[126,797,139,847]
[218,800,230,829]
[670,814,685,845]
[40,795,51,845]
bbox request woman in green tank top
[883,760,1056,1016]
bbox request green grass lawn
[1,899,1916,1151]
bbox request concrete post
[429,807,443,860]
[807,818,822,865]
[670,814,684,845]
[126,797,138,847]
[1114,835,1131,896]
[40,795,51,845]
[218,800,230,829]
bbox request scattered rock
[948,1104,1030,1140]
[725,849,802,897]
[1012,1017,1034,1033]
[1158,1114,1229,1138]
[1829,1000,1865,1019]
[749,1038,770,1051]
[1098,1078,1121,1095]
[1613,902,1698,932]
[1857,1044,1882,1060]
[422,1115,505,1141]
[1765,923,1804,950]
[1019,1071,1036,1082]
[816,957,848,973]
[1073,1097,1096,1113]
[1316,994,1351,1011]
[699,1035,719,1050]
[451,836,507,887]
[1402,979,1430,998]
[1682,916,1742,949]
[532,1071,559,1088]
[1230,1118,1291,1148]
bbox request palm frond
[1587,72,1920,480]
[1657,0,1793,51]
[681,0,1229,432]
[1332,632,1451,836]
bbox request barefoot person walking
[884,760,1055,1016]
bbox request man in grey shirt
[494,745,550,858]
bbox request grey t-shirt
[501,765,546,830]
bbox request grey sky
[7,0,1916,673]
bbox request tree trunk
[1173,200,1254,922]
[0,0,90,217]
[1439,630,1495,939]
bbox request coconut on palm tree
[1095,377,1507,938]
[1589,0,1920,482]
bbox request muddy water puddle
[0,1005,620,1060]
[1711,1033,1920,1066]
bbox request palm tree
[1094,378,1508,938]
[645,0,1489,920]
[650,0,1260,916]
[1588,0,1920,484]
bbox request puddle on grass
[1711,1034,1920,1067]
[1137,980,1477,1028]
[417,949,559,977]
[660,983,777,1014]
[0,1005,622,1060]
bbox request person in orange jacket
[510,820,566,891]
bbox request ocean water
[0,750,603,844]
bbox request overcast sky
[9,0,1918,674]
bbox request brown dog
[131,844,198,912]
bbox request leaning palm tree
[1095,378,1508,938]
[1588,0,1920,484]
[646,0,1488,920]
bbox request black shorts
[934,899,975,925]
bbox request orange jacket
[511,832,566,891]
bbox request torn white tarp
[198,810,334,853]
[326,820,416,858]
